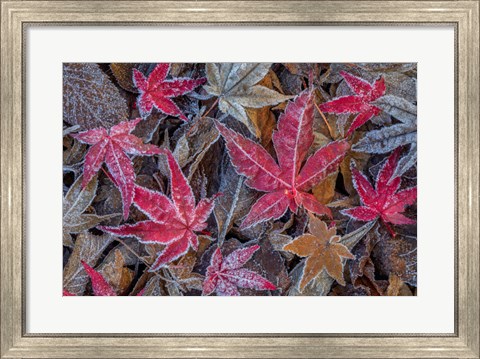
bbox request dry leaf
[63,63,128,130]
[63,232,115,295]
[284,215,355,289]
[204,63,292,135]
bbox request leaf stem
[113,237,176,283]
[101,167,117,186]
[314,100,334,139]
[187,97,219,137]
[382,220,397,238]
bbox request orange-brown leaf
[284,215,354,289]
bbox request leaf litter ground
[63,63,417,296]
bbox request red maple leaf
[133,63,206,121]
[100,150,219,271]
[216,89,350,229]
[202,245,277,296]
[319,71,386,136]
[71,118,162,219]
[342,148,417,226]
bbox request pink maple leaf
[133,63,206,121]
[100,150,219,271]
[216,89,350,229]
[71,118,162,219]
[319,71,386,136]
[202,245,277,296]
[342,148,417,226]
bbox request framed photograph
[1,1,479,358]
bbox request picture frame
[1,1,479,357]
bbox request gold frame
[1,1,479,358]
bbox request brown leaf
[287,220,375,296]
[63,63,128,130]
[63,174,121,245]
[312,170,338,205]
[63,232,114,295]
[284,215,354,289]
[246,106,276,147]
[166,250,204,294]
[372,232,417,287]
[99,249,134,295]
[214,156,256,245]
[245,70,284,146]
[386,273,412,296]
[348,225,384,295]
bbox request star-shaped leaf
[320,71,386,136]
[342,148,417,225]
[133,63,206,120]
[100,150,219,271]
[202,245,277,296]
[216,89,350,229]
[204,63,292,135]
[71,118,162,219]
[283,215,355,289]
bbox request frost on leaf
[342,148,417,226]
[320,71,386,136]
[63,62,417,297]
[202,245,277,296]
[100,150,220,271]
[204,63,293,135]
[71,118,162,219]
[63,174,120,247]
[166,251,204,294]
[63,232,115,295]
[110,63,156,93]
[63,63,128,130]
[133,63,206,120]
[81,261,117,296]
[353,95,417,177]
[284,215,355,289]
[213,154,256,245]
[66,258,138,296]
[216,89,350,229]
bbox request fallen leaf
[99,249,134,295]
[133,63,205,120]
[320,71,386,136]
[101,150,219,271]
[202,244,277,296]
[110,63,156,93]
[287,220,375,296]
[284,215,354,289]
[63,174,120,246]
[63,232,114,295]
[81,261,117,296]
[214,155,255,245]
[63,63,128,130]
[216,89,350,229]
[71,118,162,219]
[204,63,292,135]
[342,148,417,226]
